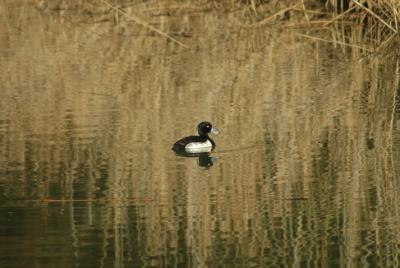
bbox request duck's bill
[210,128,220,134]
[210,156,219,163]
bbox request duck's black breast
[172,136,211,150]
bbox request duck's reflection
[174,151,219,169]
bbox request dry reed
[198,0,399,54]
[24,0,399,54]
[270,0,398,54]
[323,0,399,54]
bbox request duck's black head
[197,122,220,137]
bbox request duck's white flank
[184,140,213,153]
[185,147,212,153]
[185,140,212,149]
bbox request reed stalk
[312,0,399,54]
[242,0,399,54]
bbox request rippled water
[1,1,400,267]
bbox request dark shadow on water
[173,151,219,169]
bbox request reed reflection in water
[1,1,400,267]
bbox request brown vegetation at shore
[322,0,399,54]
[21,0,399,54]
[214,0,399,54]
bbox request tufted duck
[172,122,220,153]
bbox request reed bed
[321,0,399,54]
[18,0,399,55]
[223,0,399,54]
[150,0,394,55]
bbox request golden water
[1,1,400,267]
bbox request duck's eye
[207,125,210,128]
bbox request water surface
[1,1,400,267]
